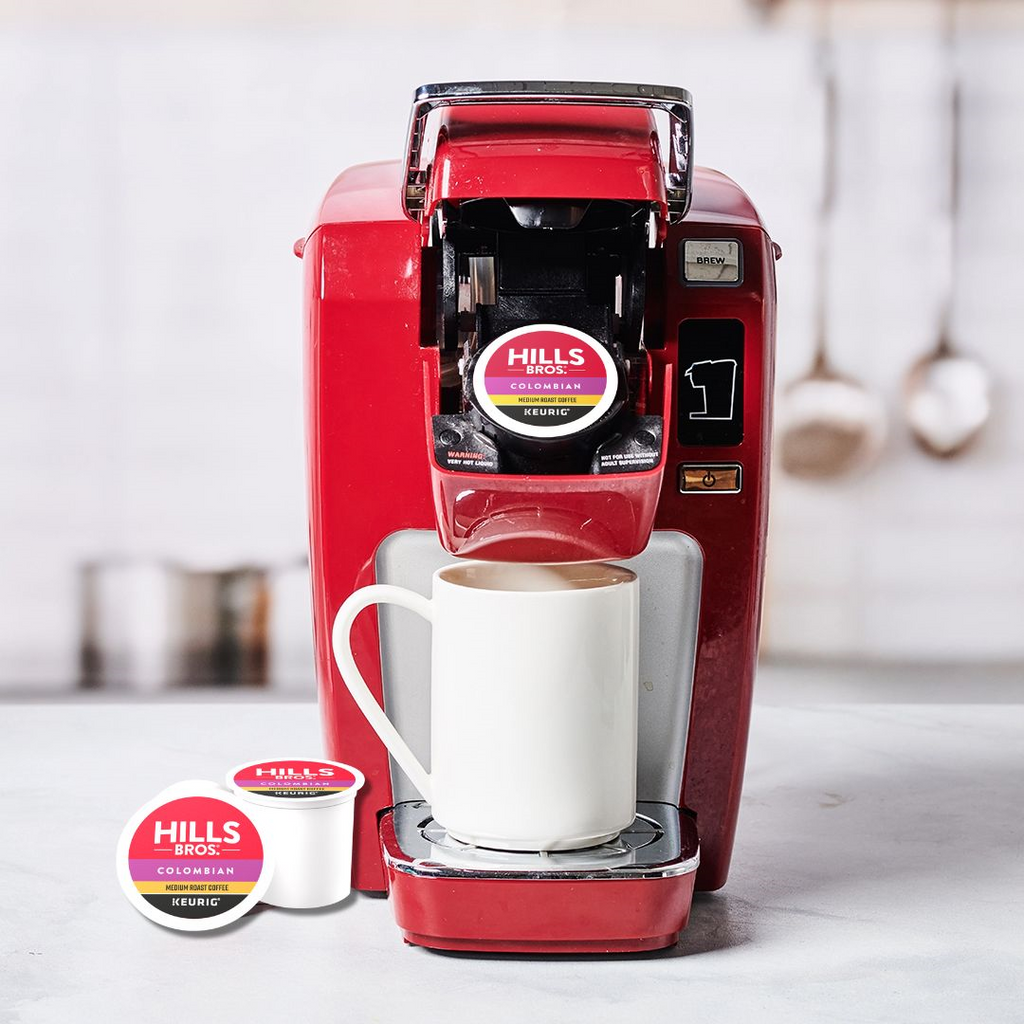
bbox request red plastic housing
[301,103,776,952]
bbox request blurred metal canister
[172,564,270,687]
[79,558,271,690]
[79,557,178,691]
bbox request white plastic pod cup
[226,758,365,909]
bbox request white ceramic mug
[331,561,639,852]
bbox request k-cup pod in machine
[116,782,273,932]
[227,758,365,909]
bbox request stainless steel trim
[383,800,700,881]
[403,81,694,225]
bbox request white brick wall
[0,5,1022,687]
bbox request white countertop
[2,693,1022,1023]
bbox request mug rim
[434,560,637,594]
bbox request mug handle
[331,585,433,804]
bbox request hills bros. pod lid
[227,758,365,808]
[116,783,273,932]
[469,324,622,441]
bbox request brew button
[682,239,741,284]
[679,464,742,493]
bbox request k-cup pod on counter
[116,782,273,932]
[226,758,365,909]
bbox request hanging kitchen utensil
[779,9,887,480]
[904,3,991,458]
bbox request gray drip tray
[382,800,700,880]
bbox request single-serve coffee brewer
[298,82,779,953]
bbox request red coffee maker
[298,82,779,953]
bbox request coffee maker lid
[227,758,365,809]
[116,782,273,932]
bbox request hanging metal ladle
[778,28,887,480]
[903,30,991,458]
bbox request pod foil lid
[116,784,273,932]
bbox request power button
[679,463,742,493]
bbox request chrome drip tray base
[381,801,700,880]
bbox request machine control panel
[678,463,742,493]
[681,239,742,285]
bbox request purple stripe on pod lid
[128,858,265,882]
[484,376,608,394]
[234,777,354,789]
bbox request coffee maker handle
[331,586,434,803]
